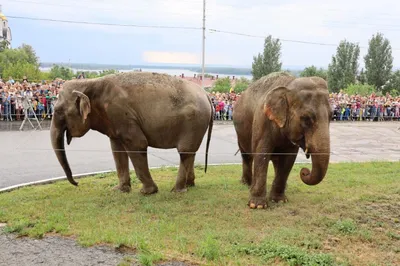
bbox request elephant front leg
[248,133,272,209]
[122,132,158,195]
[269,146,298,203]
[236,131,253,186]
[240,152,253,186]
[110,138,131,193]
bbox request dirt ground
[0,225,189,266]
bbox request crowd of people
[209,90,400,121]
[329,91,400,121]
[1,76,399,122]
[0,76,62,121]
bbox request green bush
[342,83,375,96]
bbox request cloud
[143,51,200,64]
[3,0,400,67]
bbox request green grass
[0,162,399,266]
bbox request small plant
[358,229,373,242]
[117,256,134,266]
[135,237,163,266]
[130,173,138,184]
[387,232,400,240]
[197,233,220,261]
[194,163,204,171]
[137,252,163,266]
[300,239,322,250]
[238,240,335,265]
[333,219,357,235]
[4,219,36,235]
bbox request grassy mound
[0,162,399,265]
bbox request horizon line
[39,61,313,70]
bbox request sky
[2,0,400,69]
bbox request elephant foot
[113,184,131,193]
[170,185,188,193]
[186,180,195,187]
[248,197,268,209]
[240,176,252,186]
[140,185,158,195]
[269,193,288,203]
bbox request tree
[251,35,282,81]
[233,77,251,93]
[0,44,41,80]
[357,68,367,84]
[98,69,119,77]
[327,40,360,92]
[300,65,328,80]
[19,44,39,67]
[0,41,8,52]
[383,70,400,96]
[48,65,75,80]
[342,83,375,96]
[364,32,393,91]
[2,61,41,81]
[83,71,101,79]
[212,77,231,93]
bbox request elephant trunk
[299,127,330,186]
[50,119,78,186]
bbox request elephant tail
[204,97,214,173]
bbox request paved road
[0,121,399,189]
[0,121,399,266]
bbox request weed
[238,240,335,265]
[137,251,163,266]
[333,219,357,235]
[197,233,220,261]
[387,232,400,240]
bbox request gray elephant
[50,71,214,194]
[233,72,332,209]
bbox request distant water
[39,67,253,80]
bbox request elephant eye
[300,115,314,128]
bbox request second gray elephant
[50,71,214,194]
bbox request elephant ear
[72,90,91,123]
[263,86,290,128]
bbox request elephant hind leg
[171,152,195,192]
[173,133,203,190]
[185,155,196,187]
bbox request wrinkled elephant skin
[50,71,214,194]
[232,72,332,209]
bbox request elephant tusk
[304,148,308,155]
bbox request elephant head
[50,83,92,186]
[263,77,332,186]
